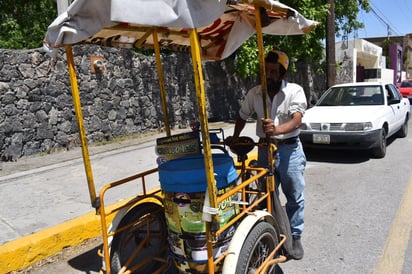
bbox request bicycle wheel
[235,222,279,274]
[110,203,168,273]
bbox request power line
[357,9,369,38]
[369,1,401,36]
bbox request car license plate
[313,134,330,144]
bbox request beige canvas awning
[44,0,318,60]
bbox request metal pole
[255,6,269,120]
[326,0,336,88]
[188,28,218,274]
[255,6,275,198]
[152,29,171,136]
[65,45,98,209]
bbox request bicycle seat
[229,136,255,161]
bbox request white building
[335,39,396,84]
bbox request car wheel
[397,116,408,138]
[371,128,387,158]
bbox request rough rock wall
[0,46,255,160]
[0,46,324,161]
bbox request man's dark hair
[265,51,286,76]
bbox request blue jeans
[258,139,306,237]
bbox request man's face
[265,62,283,92]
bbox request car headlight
[344,122,372,131]
[363,122,373,130]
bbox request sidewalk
[0,122,256,273]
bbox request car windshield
[400,81,412,87]
[317,85,384,106]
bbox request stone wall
[0,46,257,161]
[0,46,324,161]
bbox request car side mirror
[388,98,401,105]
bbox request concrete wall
[336,39,384,84]
[381,68,395,84]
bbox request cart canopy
[44,0,318,60]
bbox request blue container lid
[159,154,237,192]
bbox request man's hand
[262,118,277,136]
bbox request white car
[300,82,410,158]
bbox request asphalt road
[13,118,412,273]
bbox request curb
[0,208,112,273]
[0,193,164,273]
[0,122,238,273]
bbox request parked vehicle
[300,82,410,158]
[399,79,412,102]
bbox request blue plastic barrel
[158,154,237,192]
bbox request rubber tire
[397,116,408,138]
[371,128,387,158]
[110,203,168,274]
[235,222,279,274]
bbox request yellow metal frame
[92,163,283,273]
[97,168,162,273]
[63,3,287,273]
[153,28,171,137]
[66,45,98,208]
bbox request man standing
[225,50,307,259]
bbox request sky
[355,0,412,39]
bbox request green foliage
[334,0,370,38]
[0,0,371,76]
[235,39,259,77]
[0,0,57,49]
[234,0,371,78]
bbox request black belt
[259,136,298,145]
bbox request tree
[0,0,57,49]
[334,0,370,39]
[0,0,370,75]
[234,0,370,78]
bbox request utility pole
[325,0,336,88]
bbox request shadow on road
[304,148,370,164]
[68,243,103,273]
[303,135,397,164]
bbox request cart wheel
[235,222,279,274]
[110,203,168,273]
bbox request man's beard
[266,79,282,93]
